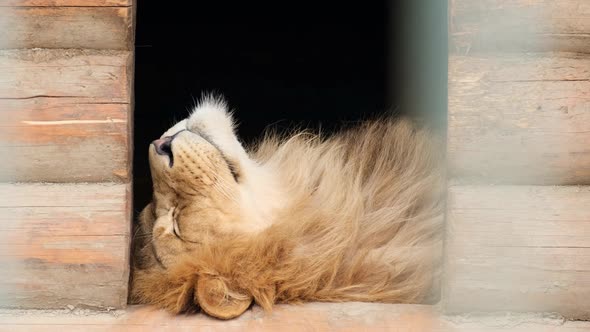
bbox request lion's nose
[152,136,173,158]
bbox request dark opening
[133,1,447,212]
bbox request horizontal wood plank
[443,185,590,319]
[0,0,131,6]
[451,0,590,54]
[0,305,589,332]
[448,54,590,185]
[0,49,131,182]
[0,183,130,309]
[1,304,438,331]
[0,49,130,101]
[0,7,133,50]
[0,98,130,182]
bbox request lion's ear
[195,275,253,320]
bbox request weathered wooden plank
[443,185,590,319]
[448,54,590,185]
[0,0,131,6]
[450,0,590,54]
[0,49,131,101]
[0,183,131,309]
[0,304,438,331]
[1,305,590,332]
[0,49,132,182]
[0,7,133,50]
[0,98,130,182]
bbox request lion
[130,95,444,319]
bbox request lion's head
[132,96,281,318]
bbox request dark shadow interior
[133,1,447,213]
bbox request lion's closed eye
[172,216,182,238]
[171,216,201,245]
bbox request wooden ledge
[0,304,589,331]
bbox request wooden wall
[445,0,590,319]
[0,0,134,309]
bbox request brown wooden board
[0,49,132,182]
[0,183,131,309]
[1,305,590,331]
[450,0,590,54]
[443,185,590,319]
[0,49,130,101]
[448,53,590,185]
[0,0,131,6]
[0,7,133,50]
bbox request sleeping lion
[130,96,444,319]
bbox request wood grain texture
[0,49,130,101]
[0,49,132,182]
[0,305,589,332]
[0,183,131,309]
[0,7,133,50]
[443,185,590,319]
[0,0,131,6]
[448,53,590,185]
[450,0,590,54]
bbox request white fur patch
[186,96,250,166]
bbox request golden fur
[130,97,444,319]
